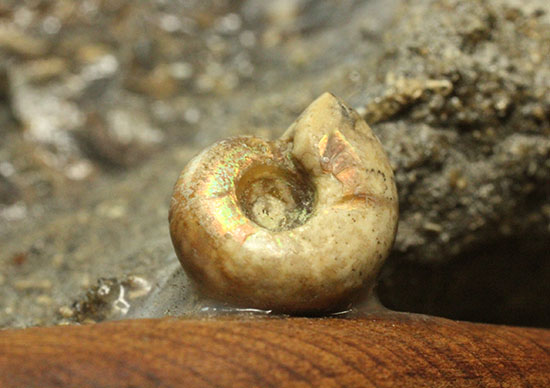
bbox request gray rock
[1,0,549,328]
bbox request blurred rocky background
[1,0,549,328]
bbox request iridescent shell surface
[169,93,398,313]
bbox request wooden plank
[1,312,549,387]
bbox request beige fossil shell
[169,93,398,313]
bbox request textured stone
[1,0,549,327]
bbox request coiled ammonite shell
[169,93,398,313]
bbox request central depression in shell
[235,163,316,231]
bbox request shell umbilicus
[169,93,398,313]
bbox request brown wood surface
[1,312,549,388]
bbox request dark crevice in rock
[379,235,550,328]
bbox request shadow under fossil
[76,232,550,329]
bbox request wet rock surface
[1,0,549,328]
